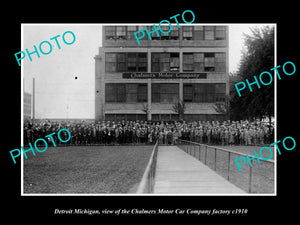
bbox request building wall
[95,25,229,121]
[24,92,31,120]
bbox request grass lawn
[178,144,275,194]
[23,145,153,194]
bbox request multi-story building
[24,92,31,120]
[95,24,229,122]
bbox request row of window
[105,83,147,103]
[105,83,226,103]
[104,114,227,122]
[105,26,226,41]
[105,52,226,72]
[105,114,147,122]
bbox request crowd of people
[23,119,274,147]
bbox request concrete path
[154,146,245,194]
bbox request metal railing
[177,139,275,193]
[136,140,159,193]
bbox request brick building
[95,24,229,122]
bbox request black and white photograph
[21,23,275,195]
[4,4,298,220]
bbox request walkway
[154,146,245,194]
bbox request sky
[22,24,273,119]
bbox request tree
[230,26,275,122]
[213,94,229,118]
[142,103,150,120]
[172,100,185,121]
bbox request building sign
[122,72,207,79]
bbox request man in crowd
[23,119,274,146]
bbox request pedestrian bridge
[153,146,245,194]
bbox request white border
[21,23,277,196]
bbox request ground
[23,144,274,194]
[23,145,153,194]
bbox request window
[106,83,147,103]
[105,83,116,102]
[171,114,179,121]
[148,25,160,40]
[183,52,225,72]
[183,83,218,103]
[215,83,226,102]
[215,26,226,40]
[181,26,226,41]
[127,53,137,72]
[116,84,126,102]
[151,53,160,72]
[137,84,147,102]
[146,25,178,40]
[194,53,205,71]
[105,114,115,121]
[195,84,214,102]
[105,26,145,40]
[151,53,179,72]
[204,53,215,71]
[160,26,171,40]
[204,26,214,40]
[117,53,126,72]
[151,83,179,103]
[183,84,193,102]
[151,114,160,121]
[161,114,171,121]
[170,53,179,71]
[105,26,126,40]
[105,26,116,40]
[152,83,160,102]
[105,53,148,72]
[105,53,117,72]
[137,53,147,72]
[151,114,178,121]
[126,114,137,121]
[105,114,147,122]
[183,26,193,40]
[160,53,170,72]
[137,114,147,121]
[116,114,126,121]
[183,53,204,72]
[194,26,204,40]
[116,26,126,39]
[170,26,179,40]
[127,26,137,40]
[183,53,194,71]
[138,26,148,40]
[215,53,226,72]
[126,83,138,102]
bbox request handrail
[178,139,274,163]
[136,140,159,193]
[177,139,274,193]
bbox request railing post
[205,145,207,165]
[249,166,252,193]
[227,151,230,181]
[193,145,195,157]
[214,148,217,171]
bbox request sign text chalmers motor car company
[122,72,207,79]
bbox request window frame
[105,52,148,72]
[151,83,179,103]
[105,83,148,103]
